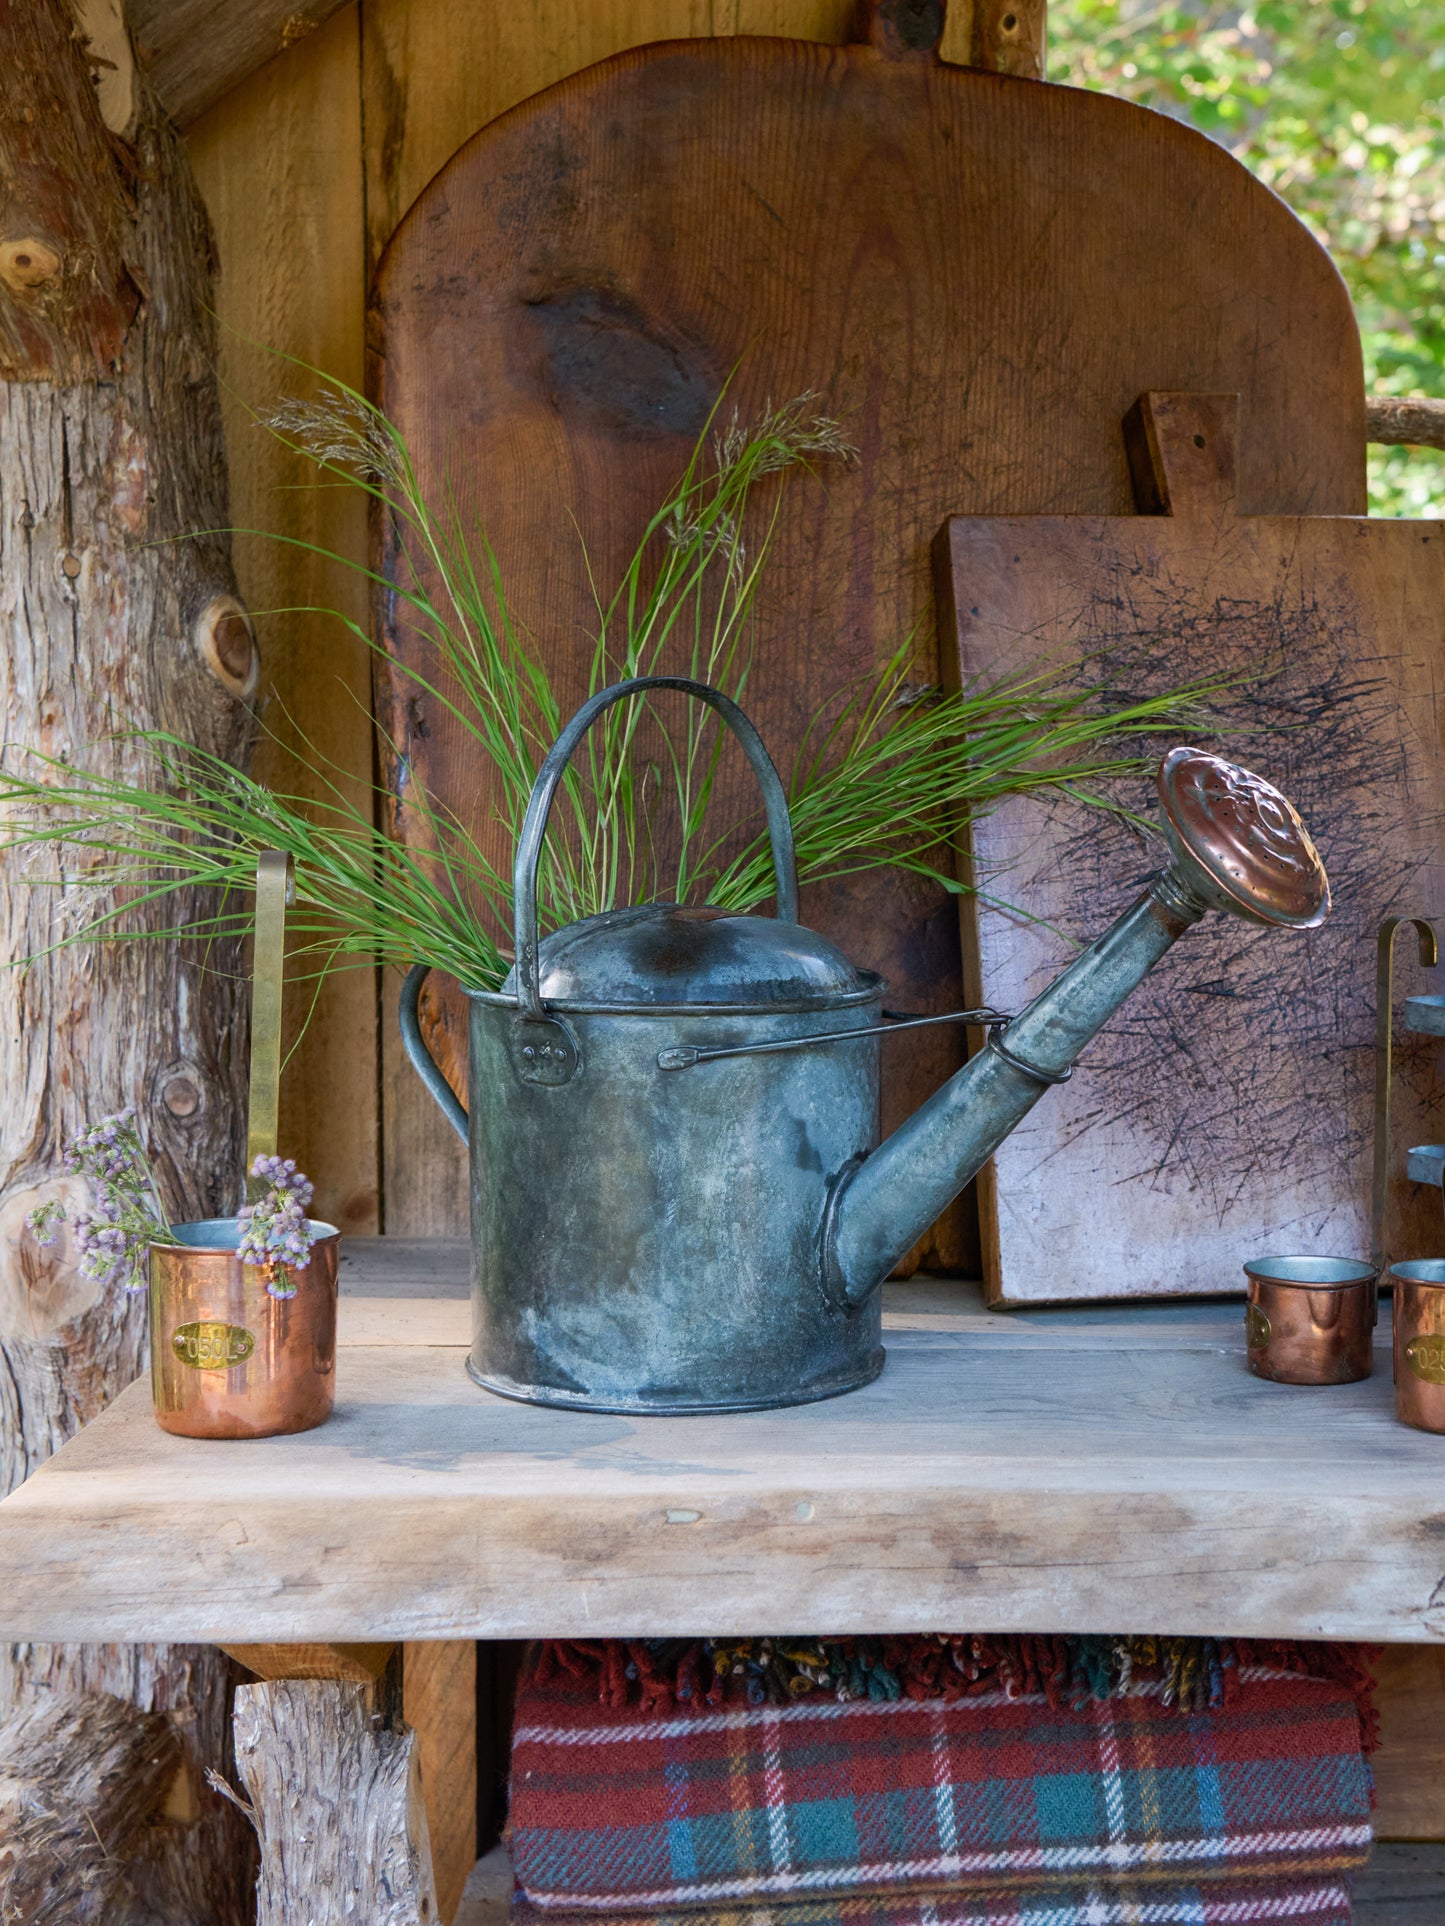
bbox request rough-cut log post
[231,1678,440,1926]
[1366,393,1445,449]
[0,1690,181,1923]
[0,2,256,1918]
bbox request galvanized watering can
[402,675,1329,1414]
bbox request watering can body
[462,924,884,1412]
[402,675,1330,1415]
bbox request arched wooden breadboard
[369,2,1363,1261]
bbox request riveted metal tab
[1245,1303,1271,1350]
[511,1014,581,1086]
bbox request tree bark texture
[0,2,258,1920]
[232,1679,439,1926]
[0,1689,180,1923]
[1365,393,1445,449]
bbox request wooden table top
[1,1241,1440,1645]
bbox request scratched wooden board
[368,10,1364,1265]
[937,393,1445,1306]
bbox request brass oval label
[1405,1335,1445,1385]
[1246,1304,1271,1349]
[171,1321,255,1371]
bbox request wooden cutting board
[938,392,1445,1305]
[369,1,1365,1258]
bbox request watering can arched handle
[399,963,470,1143]
[512,676,800,1023]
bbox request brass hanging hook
[1372,913,1438,1272]
[246,850,296,1202]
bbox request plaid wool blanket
[511,1872,1356,1926]
[508,1645,1373,1916]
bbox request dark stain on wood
[518,283,718,440]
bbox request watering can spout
[821,748,1331,1310]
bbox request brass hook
[1372,914,1438,1271]
[246,850,296,1201]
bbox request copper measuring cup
[148,852,339,1438]
[150,1219,339,1438]
[1389,1259,1445,1433]
[1242,1256,1377,1385]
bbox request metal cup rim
[1388,1259,1445,1287]
[1242,1254,1377,1289]
[150,1216,340,1253]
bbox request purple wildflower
[25,1198,67,1248]
[33,1109,171,1293]
[237,1154,316,1294]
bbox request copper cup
[1390,1259,1445,1433]
[1242,1256,1377,1384]
[149,1218,339,1438]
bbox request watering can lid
[501,903,875,1010]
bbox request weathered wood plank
[187,7,380,1237]
[405,1641,477,1926]
[1354,1843,1445,1920]
[2,1284,1443,1645]
[454,1845,513,1926]
[223,1641,396,1683]
[131,0,352,127]
[339,1238,469,1297]
[1374,1645,1445,1841]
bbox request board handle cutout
[1124,392,1240,519]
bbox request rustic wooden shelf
[1,1241,1441,1646]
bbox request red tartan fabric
[512,1871,1356,1926]
[508,1660,1373,1914]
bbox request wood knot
[0,238,62,293]
[863,0,946,55]
[159,1068,205,1121]
[195,594,259,699]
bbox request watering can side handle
[399,963,469,1144]
[512,676,800,1023]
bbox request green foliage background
[1051,0,1445,515]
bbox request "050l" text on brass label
[171,1321,255,1371]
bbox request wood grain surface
[0,6,259,1916]
[188,9,381,1237]
[234,1676,438,1926]
[131,0,353,127]
[1373,1645,1445,1841]
[939,392,1445,1304]
[405,1640,478,1925]
[5,1279,1445,1645]
[369,21,1363,1264]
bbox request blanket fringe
[530,1635,1379,1748]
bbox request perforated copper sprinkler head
[1157,748,1330,930]
[1242,1256,1377,1385]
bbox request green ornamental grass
[0,382,1226,992]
